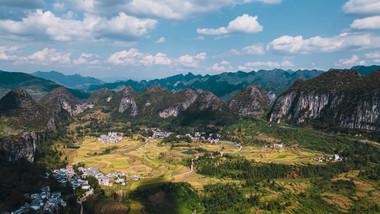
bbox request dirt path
[219,141,243,155]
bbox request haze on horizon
[0,0,380,81]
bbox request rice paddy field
[65,134,327,191]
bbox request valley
[0,68,379,213]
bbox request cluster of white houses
[78,167,127,186]
[11,186,66,214]
[152,129,172,139]
[315,154,343,162]
[151,129,223,144]
[186,132,221,144]
[264,143,285,149]
[98,132,123,144]
[52,165,91,190]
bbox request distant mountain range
[88,69,325,101]
[32,71,104,89]
[0,70,90,100]
[1,65,380,102]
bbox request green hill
[0,70,90,100]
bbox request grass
[128,199,144,214]
[239,146,324,165]
[181,150,197,155]
[129,178,171,191]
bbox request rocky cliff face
[269,69,380,131]
[39,87,93,116]
[118,86,138,117]
[228,84,270,116]
[158,89,198,118]
[91,85,271,122]
[0,132,46,162]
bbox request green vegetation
[225,118,373,154]
[0,70,89,100]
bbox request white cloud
[0,46,18,60]
[228,43,265,56]
[365,51,380,63]
[152,52,172,65]
[212,61,233,72]
[335,55,365,67]
[178,52,207,68]
[351,16,380,29]
[15,48,71,65]
[342,0,380,15]
[197,14,263,36]
[58,0,278,20]
[268,33,380,54]
[365,51,380,59]
[0,10,157,42]
[237,59,293,71]
[155,37,165,43]
[281,60,294,67]
[212,63,227,72]
[94,12,157,40]
[107,49,172,66]
[221,60,230,65]
[73,53,100,64]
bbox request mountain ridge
[269,69,380,131]
[32,71,104,89]
[0,70,90,100]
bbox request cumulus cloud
[365,51,380,59]
[178,52,207,68]
[107,49,172,66]
[335,55,365,67]
[73,53,100,64]
[155,37,165,43]
[268,33,380,54]
[0,10,157,42]
[237,60,293,71]
[228,43,265,56]
[197,14,263,35]
[351,16,380,29]
[365,51,380,63]
[0,46,18,60]
[15,48,71,65]
[342,0,380,15]
[57,0,278,20]
[212,61,233,72]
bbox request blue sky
[1,0,380,81]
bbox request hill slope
[32,71,104,89]
[88,84,270,126]
[0,89,51,134]
[0,70,90,100]
[269,69,380,131]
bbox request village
[97,132,123,144]
[151,129,222,144]
[314,154,343,162]
[11,186,66,214]
[10,163,143,214]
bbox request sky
[1,0,380,81]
